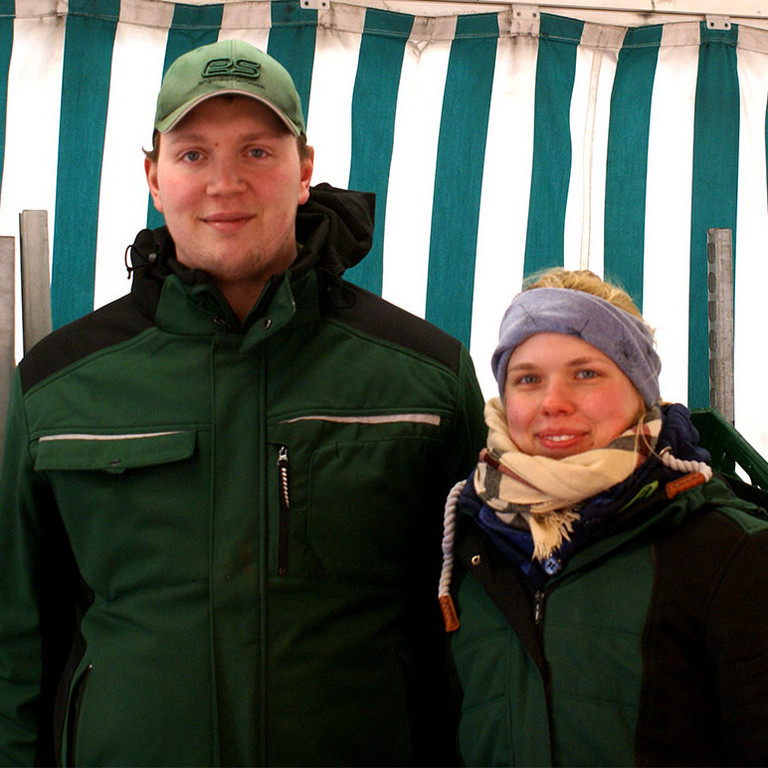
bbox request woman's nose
[539,379,575,414]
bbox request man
[0,40,485,766]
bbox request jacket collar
[125,183,376,327]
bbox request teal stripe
[51,0,119,328]
[0,0,13,217]
[524,13,583,278]
[424,14,496,346]
[604,25,662,310]
[146,3,224,230]
[688,22,739,408]
[266,0,318,124]
[345,8,412,296]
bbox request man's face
[145,96,313,309]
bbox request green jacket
[450,471,768,766]
[0,185,486,767]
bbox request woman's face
[504,332,643,458]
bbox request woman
[440,269,768,766]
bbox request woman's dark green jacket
[450,443,768,766]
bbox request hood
[292,182,376,279]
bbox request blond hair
[524,268,644,321]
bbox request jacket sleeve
[0,370,75,767]
[404,343,485,768]
[708,516,768,764]
[641,493,768,766]
[451,345,486,481]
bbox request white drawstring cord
[659,448,713,482]
[438,480,465,632]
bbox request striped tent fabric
[1,0,767,460]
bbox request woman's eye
[576,369,598,380]
[516,374,539,385]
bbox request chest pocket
[35,430,196,473]
[33,429,207,599]
[267,412,448,584]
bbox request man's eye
[181,150,201,162]
[248,148,267,158]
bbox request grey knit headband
[491,287,661,408]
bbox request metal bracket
[19,210,52,354]
[706,15,731,30]
[300,0,330,9]
[511,4,540,21]
[0,236,15,470]
[707,228,735,424]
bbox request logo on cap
[202,57,261,79]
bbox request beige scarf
[474,397,661,561]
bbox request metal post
[0,236,15,468]
[19,209,52,354]
[707,228,735,424]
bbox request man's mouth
[202,213,253,231]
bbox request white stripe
[39,430,186,442]
[115,0,173,29]
[564,23,625,275]
[470,12,538,401]
[278,413,441,426]
[381,14,455,319]
[0,5,65,360]
[642,22,700,406]
[219,2,271,49]
[734,36,768,461]
[306,3,366,189]
[93,4,172,311]
[564,25,592,273]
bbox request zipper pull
[534,590,545,625]
[277,446,290,576]
[212,316,234,331]
[277,446,290,506]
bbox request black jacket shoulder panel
[454,515,544,671]
[296,185,467,375]
[320,280,465,375]
[638,504,768,765]
[19,295,154,394]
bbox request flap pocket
[35,430,196,473]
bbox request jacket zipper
[65,663,92,767]
[277,446,290,576]
[534,585,557,626]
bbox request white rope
[438,479,466,599]
[659,449,714,482]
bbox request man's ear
[145,157,164,214]
[298,146,314,206]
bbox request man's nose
[206,158,247,195]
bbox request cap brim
[156,89,301,135]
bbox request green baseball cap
[154,39,305,135]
